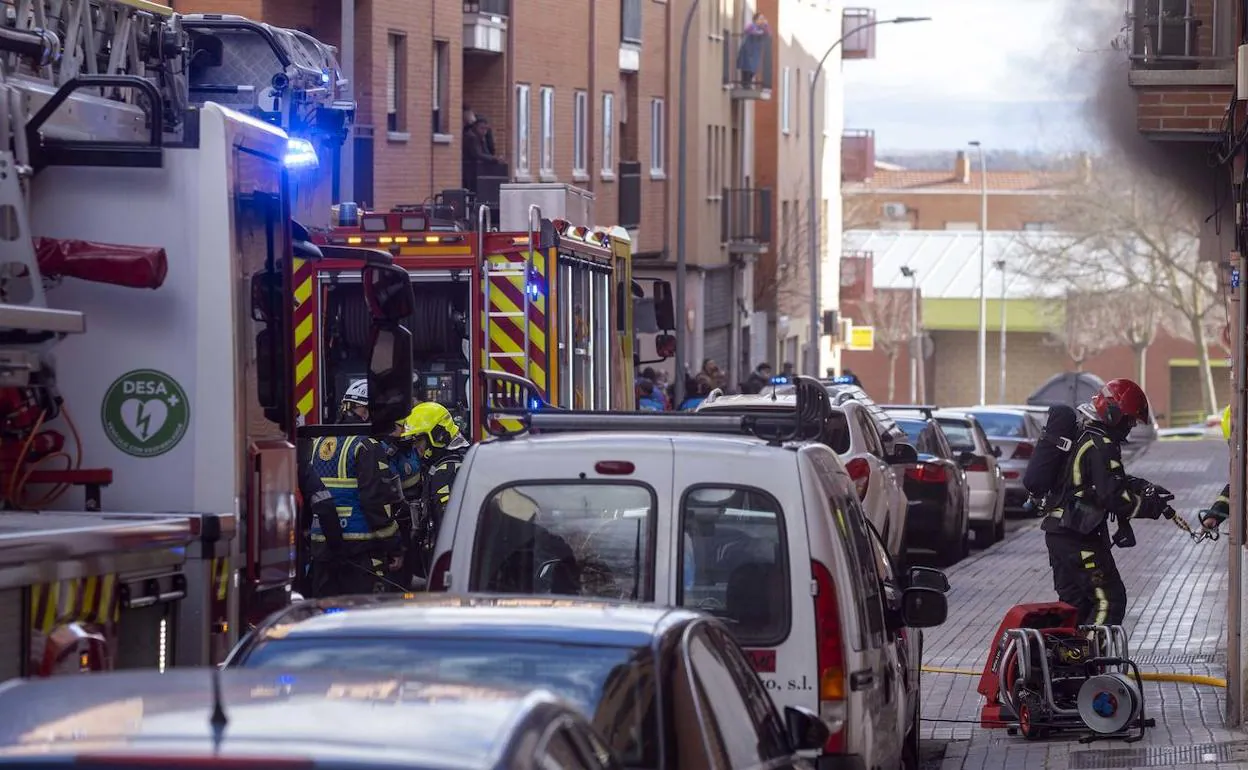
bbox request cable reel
[1078,673,1143,735]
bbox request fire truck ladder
[482,203,537,381]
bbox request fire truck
[301,193,675,437]
[0,0,395,678]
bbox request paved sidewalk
[922,439,1245,769]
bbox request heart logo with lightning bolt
[119,398,170,443]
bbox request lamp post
[969,140,988,405]
[900,266,918,402]
[672,0,703,406]
[994,259,1006,404]
[806,15,930,378]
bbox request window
[936,418,976,452]
[471,482,656,600]
[432,40,450,136]
[540,86,555,176]
[386,33,406,133]
[780,67,791,134]
[540,725,587,770]
[515,83,531,176]
[687,628,783,767]
[573,90,588,175]
[855,409,884,457]
[967,411,1028,438]
[649,98,665,174]
[602,92,615,175]
[678,486,789,646]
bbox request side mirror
[783,705,830,752]
[633,297,660,334]
[366,323,414,433]
[901,586,948,628]
[655,333,676,359]
[888,442,919,465]
[992,445,1002,458]
[653,279,675,330]
[907,566,950,593]
[362,259,414,322]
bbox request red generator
[977,602,1153,743]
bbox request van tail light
[1012,442,1034,460]
[905,463,948,484]
[845,458,870,500]
[429,552,453,591]
[811,560,847,754]
[965,457,990,473]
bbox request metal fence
[721,188,773,247]
[1128,0,1234,68]
[722,31,773,91]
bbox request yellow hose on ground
[921,665,1226,688]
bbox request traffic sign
[848,325,875,351]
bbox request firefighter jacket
[388,444,423,501]
[423,446,467,530]
[299,461,342,552]
[1041,422,1144,537]
[1206,484,1231,525]
[309,433,403,554]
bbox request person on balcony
[736,12,770,88]
[462,117,503,196]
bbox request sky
[842,0,1113,153]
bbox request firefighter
[1199,406,1232,533]
[297,460,339,596]
[1040,378,1170,627]
[387,421,425,589]
[307,380,406,596]
[402,401,471,564]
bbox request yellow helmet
[401,401,461,458]
[1223,405,1232,441]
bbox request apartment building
[750,0,846,376]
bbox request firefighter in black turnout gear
[401,401,470,576]
[1040,379,1171,627]
[307,380,406,596]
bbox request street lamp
[969,140,988,405]
[672,0,704,406]
[994,258,1006,404]
[806,15,931,378]
[900,265,918,402]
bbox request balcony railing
[619,161,641,230]
[723,31,772,98]
[622,0,642,44]
[1128,0,1234,70]
[841,129,875,183]
[842,8,877,60]
[721,187,772,253]
[464,0,508,15]
[840,251,874,303]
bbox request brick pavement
[921,439,1245,769]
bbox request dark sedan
[892,414,972,565]
[227,594,830,770]
[0,668,619,770]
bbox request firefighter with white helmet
[306,380,406,595]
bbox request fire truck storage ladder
[482,204,538,379]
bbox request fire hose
[920,665,1226,689]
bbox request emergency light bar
[284,137,318,169]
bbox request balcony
[464,0,508,55]
[842,8,877,60]
[721,188,772,254]
[840,251,875,303]
[841,129,875,183]
[620,0,641,72]
[1126,0,1235,84]
[723,31,772,100]
[462,158,509,216]
[619,161,641,230]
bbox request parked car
[819,380,910,447]
[933,410,1006,544]
[953,407,1044,511]
[0,668,621,770]
[431,379,950,770]
[887,410,972,564]
[697,391,912,557]
[228,595,831,770]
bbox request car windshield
[242,637,658,765]
[471,483,657,601]
[970,411,1028,438]
[936,419,976,451]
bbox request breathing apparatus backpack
[1023,404,1079,505]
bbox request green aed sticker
[101,369,190,458]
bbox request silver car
[953,407,1044,511]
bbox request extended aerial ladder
[0,0,358,678]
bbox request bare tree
[1022,157,1221,413]
[1105,288,1164,388]
[1043,290,1120,370]
[854,288,914,401]
[760,199,817,318]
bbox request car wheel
[938,534,962,566]
[993,515,1006,542]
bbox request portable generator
[977,602,1154,743]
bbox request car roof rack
[881,404,940,418]
[480,371,833,446]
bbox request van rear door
[669,445,817,717]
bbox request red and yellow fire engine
[298,197,668,435]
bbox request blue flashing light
[525,280,541,299]
[770,376,791,385]
[277,674,296,686]
[831,375,856,384]
[284,137,319,170]
[322,607,345,615]
[527,398,544,412]
[321,70,331,85]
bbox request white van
[429,379,949,770]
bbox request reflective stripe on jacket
[309,435,400,543]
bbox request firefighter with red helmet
[1040,378,1171,627]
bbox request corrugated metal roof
[844,169,1078,193]
[843,230,1081,300]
